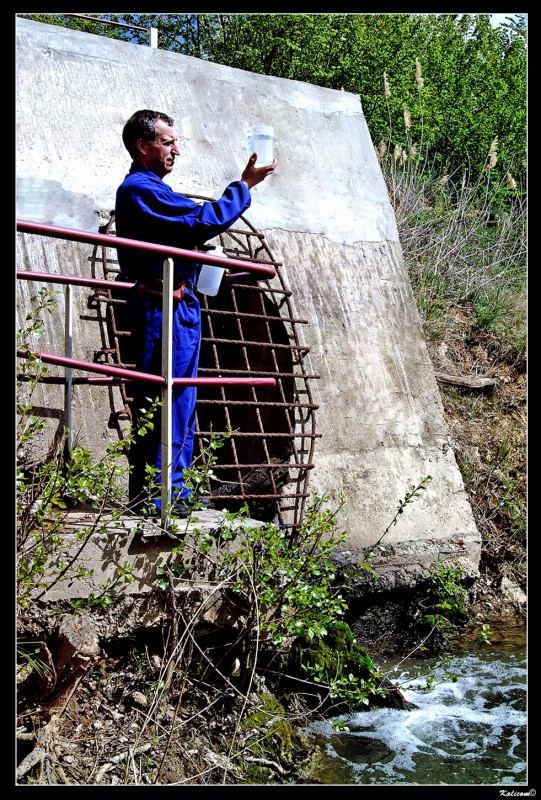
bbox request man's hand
[241,153,277,189]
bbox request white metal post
[64,284,73,454]
[161,258,174,526]
[149,27,158,48]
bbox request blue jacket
[115,164,252,284]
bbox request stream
[305,621,527,786]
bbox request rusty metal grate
[88,201,320,534]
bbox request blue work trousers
[128,287,201,511]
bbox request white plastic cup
[246,124,275,166]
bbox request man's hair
[122,110,174,159]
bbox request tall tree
[19,12,526,190]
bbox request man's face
[137,119,181,178]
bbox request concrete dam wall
[16,18,481,584]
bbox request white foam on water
[307,646,527,785]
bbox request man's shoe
[171,496,212,519]
[180,496,213,508]
[197,496,213,509]
[171,504,191,519]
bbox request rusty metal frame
[90,201,320,535]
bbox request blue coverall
[115,164,251,511]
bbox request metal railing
[17,219,277,526]
[65,14,158,48]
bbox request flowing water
[306,622,527,786]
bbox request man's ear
[136,137,149,156]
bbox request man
[115,109,276,516]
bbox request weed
[365,475,432,558]
[419,563,468,639]
[479,623,493,644]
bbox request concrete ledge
[31,508,254,603]
[22,508,482,643]
[334,532,481,597]
[27,508,255,640]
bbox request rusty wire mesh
[89,202,320,534]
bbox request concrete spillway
[16,17,480,597]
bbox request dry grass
[379,139,526,601]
